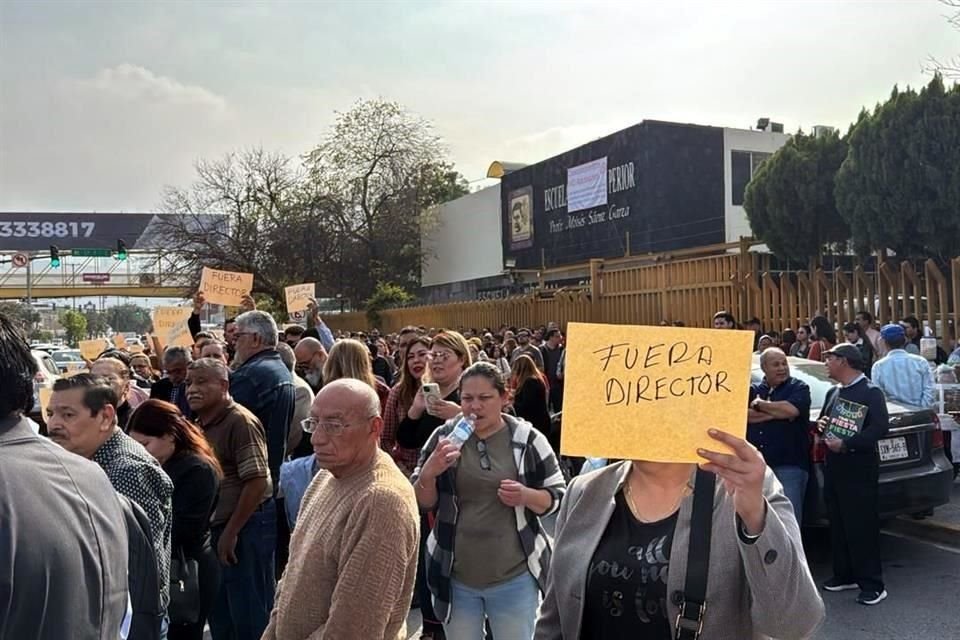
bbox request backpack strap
[675,468,715,640]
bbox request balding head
[759,347,790,387]
[294,336,327,385]
[308,378,383,478]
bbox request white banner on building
[567,157,608,213]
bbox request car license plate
[878,437,910,462]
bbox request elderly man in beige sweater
[262,378,420,640]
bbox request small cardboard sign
[79,339,104,361]
[112,334,126,349]
[38,386,53,418]
[284,283,315,314]
[199,267,254,307]
[151,307,193,349]
[561,322,754,462]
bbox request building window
[731,150,772,206]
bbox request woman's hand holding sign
[698,429,767,535]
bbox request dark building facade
[499,120,726,269]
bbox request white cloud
[0,64,234,212]
[70,63,228,114]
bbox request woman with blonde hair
[322,338,390,412]
[510,354,551,439]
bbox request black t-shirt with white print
[580,490,679,640]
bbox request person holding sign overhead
[536,322,823,640]
[535,431,823,639]
[817,343,890,606]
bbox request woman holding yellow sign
[535,430,824,640]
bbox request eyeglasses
[428,351,455,362]
[301,418,361,436]
[476,439,491,471]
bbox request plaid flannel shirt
[411,413,566,623]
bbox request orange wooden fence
[322,242,960,339]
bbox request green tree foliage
[58,309,88,346]
[835,75,960,258]
[364,282,414,328]
[0,301,40,333]
[305,99,469,301]
[744,130,850,262]
[104,304,152,334]
[158,100,469,306]
[84,310,109,339]
[157,148,304,302]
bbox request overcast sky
[0,0,955,212]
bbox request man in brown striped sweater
[263,378,420,640]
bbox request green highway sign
[73,248,113,257]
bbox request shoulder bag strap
[675,467,716,640]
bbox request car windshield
[52,351,83,363]
[752,357,834,413]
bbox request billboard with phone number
[0,212,225,252]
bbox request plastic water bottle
[446,414,476,450]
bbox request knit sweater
[262,448,420,640]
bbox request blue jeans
[445,572,539,640]
[208,499,277,640]
[773,465,809,527]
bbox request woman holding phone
[396,330,472,640]
[396,331,472,454]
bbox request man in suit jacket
[0,312,129,640]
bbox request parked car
[751,355,954,525]
[50,349,87,374]
[31,350,61,433]
[29,343,60,354]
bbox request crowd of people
[4,294,957,640]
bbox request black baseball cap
[824,343,864,369]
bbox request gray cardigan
[535,462,824,640]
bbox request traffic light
[50,245,61,268]
[116,239,128,261]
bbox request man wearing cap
[870,324,935,409]
[818,343,890,606]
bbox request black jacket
[119,495,162,640]
[513,377,552,438]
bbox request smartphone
[422,383,442,404]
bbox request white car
[31,350,61,424]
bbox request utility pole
[26,255,32,308]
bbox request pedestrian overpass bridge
[0,252,191,300]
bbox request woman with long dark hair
[128,399,222,640]
[382,334,432,476]
[808,316,837,362]
[510,354,552,440]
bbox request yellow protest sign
[151,307,193,349]
[79,339,104,361]
[284,283,315,314]
[199,267,254,307]
[561,322,754,463]
[38,387,53,419]
[128,344,144,354]
[112,334,126,349]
